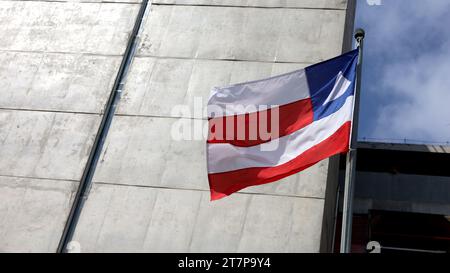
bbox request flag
[207,50,359,201]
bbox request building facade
[338,142,450,253]
[0,0,356,252]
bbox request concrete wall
[0,0,140,252]
[71,1,352,252]
[0,0,353,252]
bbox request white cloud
[357,0,450,143]
[375,45,450,142]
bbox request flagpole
[340,28,365,253]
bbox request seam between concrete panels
[0,0,142,5]
[115,113,208,120]
[93,181,327,201]
[0,108,206,120]
[56,0,151,253]
[0,174,80,183]
[0,49,125,58]
[151,3,347,11]
[0,107,102,116]
[135,54,315,65]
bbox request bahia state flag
[207,49,359,201]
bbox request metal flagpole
[340,28,365,253]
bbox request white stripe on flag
[322,71,352,106]
[208,69,310,118]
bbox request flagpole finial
[354,28,365,42]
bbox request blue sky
[355,0,450,144]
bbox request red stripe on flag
[208,121,351,201]
[207,98,313,147]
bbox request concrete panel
[0,1,139,54]
[70,182,159,252]
[140,188,203,252]
[236,194,324,252]
[92,115,328,198]
[0,0,141,2]
[73,183,325,252]
[118,57,309,117]
[0,176,76,252]
[152,0,347,9]
[138,5,346,62]
[0,52,122,113]
[0,110,100,180]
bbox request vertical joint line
[56,0,150,253]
